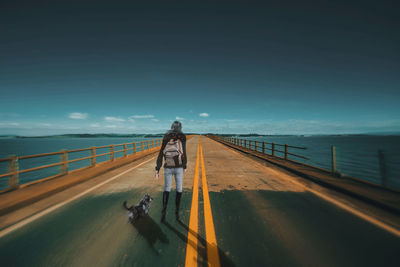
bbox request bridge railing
[208,135,400,191]
[211,136,309,161]
[0,138,162,192]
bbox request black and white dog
[123,194,153,223]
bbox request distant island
[0,131,399,139]
[9,134,166,138]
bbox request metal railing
[209,136,308,161]
[0,138,162,192]
[209,135,400,191]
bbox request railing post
[141,141,144,152]
[9,155,19,189]
[284,144,288,160]
[124,143,127,157]
[147,140,150,151]
[255,141,258,152]
[272,143,275,157]
[331,145,337,175]
[378,150,387,187]
[91,147,96,166]
[110,145,114,161]
[262,142,265,154]
[62,150,68,175]
[240,139,243,147]
[152,140,155,149]
[133,142,137,153]
[244,140,247,148]
[249,140,252,150]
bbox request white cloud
[90,123,101,128]
[105,125,117,128]
[104,116,125,122]
[152,119,160,122]
[176,116,184,120]
[199,113,209,117]
[0,122,20,127]
[129,115,155,119]
[69,112,88,119]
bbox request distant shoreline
[1,132,399,139]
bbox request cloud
[38,123,52,127]
[90,123,101,127]
[0,122,20,127]
[129,115,155,119]
[69,112,88,119]
[104,116,125,122]
[199,113,209,117]
[176,116,184,120]
[105,125,117,128]
[152,119,160,122]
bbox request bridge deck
[0,136,399,266]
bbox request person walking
[155,121,187,222]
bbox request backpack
[163,138,183,167]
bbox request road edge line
[0,156,156,239]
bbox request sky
[0,0,399,135]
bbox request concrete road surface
[0,136,399,267]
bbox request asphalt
[0,136,399,267]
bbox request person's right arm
[182,135,187,170]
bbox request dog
[123,193,153,223]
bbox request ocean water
[0,137,161,190]
[235,135,400,191]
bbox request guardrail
[208,135,400,191]
[210,136,308,161]
[0,138,162,192]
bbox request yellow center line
[200,144,221,267]
[185,142,200,267]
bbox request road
[0,136,399,266]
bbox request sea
[0,137,159,190]
[237,135,400,191]
[0,135,399,191]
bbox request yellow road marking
[185,143,200,267]
[200,144,221,267]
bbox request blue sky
[0,1,399,135]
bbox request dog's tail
[123,201,129,210]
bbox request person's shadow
[131,215,169,254]
[163,220,235,267]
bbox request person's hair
[170,121,182,132]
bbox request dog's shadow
[131,215,169,254]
